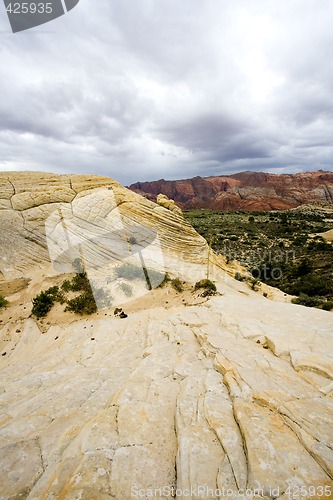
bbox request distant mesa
[129,170,333,211]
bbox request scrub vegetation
[185,206,333,310]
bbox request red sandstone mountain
[129,170,333,211]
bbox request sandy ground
[0,258,296,358]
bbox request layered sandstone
[129,170,333,211]
[0,172,211,282]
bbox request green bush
[291,294,323,308]
[65,291,97,315]
[68,272,91,292]
[287,274,332,297]
[61,279,72,292]
[234,272,245,282]
[32,274,104,317]
[250,278,260,291]
[64,280,112,315]
[46,285,66,303]
[295,259,312,277]
[307,240,332,251]
[32,285,66,317]
[194,279,217,296]
[32,290,55,318]
[0,295,8,308]
[321,301,333,311]
[61,273,90,292]
[171,278,183,292]
[293,235,308,246]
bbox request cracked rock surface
[0,172,332,499]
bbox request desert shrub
[68,272,90,292]
[45,285,66,303]
[307,240,332,251]
[195,279,217,292]
[250,278,260,290]
[63,272,111,314]
[234,272,245,282]
[32,290,55,318]
[291,294,323,308]
[60,272,90,292]
[61,279,72,292]
[65,291,97,315]
[0,295,8,308]
[321,301,333,311]
[294,259,312,277]
[280,213,288,225]
[171,278,183,292]
[32,274,102,317]
[293,235,308,246]
[32,285,66,317]
[65,285,112,315]
[45,285,59,298]
[287,274,332,297]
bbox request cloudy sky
[0,0,332,185]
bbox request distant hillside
[129,170,333,211]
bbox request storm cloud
[0,0,332,184]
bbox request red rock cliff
[129,170,333,211]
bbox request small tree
[32,291,54,318]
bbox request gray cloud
[0,0,332,184]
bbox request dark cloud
[0,0,332,184]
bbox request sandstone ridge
[0,172,332,499]
[0,172,211,282]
